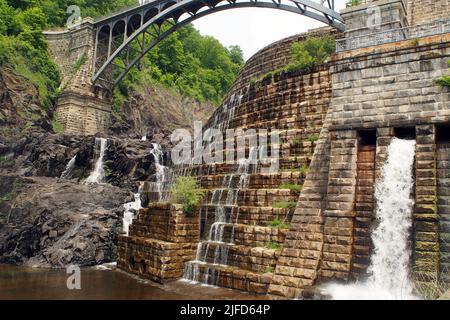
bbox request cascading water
[175,90,249,285]
[122,143,169,235]
[60,155,76,180]
[324,138,418,300]
[85,138,107,184]
[183,144,260,285]
[123,184,143,236]
[150,143,170,201]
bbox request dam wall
[117,0,450,298]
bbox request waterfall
[178,90,249,285]
[123,186,143,236]
[150,143,169,201]
[183,146,259,285]
[324,138,418,300]
[60,155,76,180]
[85,138,107,184]
[123,143,168,235]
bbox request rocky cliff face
[0,133,166,267]
[0,66,186,268]
[110,84,217,139]
[0,69,53,144]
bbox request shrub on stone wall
[435,60,450,88]
[435,76,450,88]
[256,35,335,85]
[170,176,205,215]
[287,36,335,73]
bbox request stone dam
[41,0,450,299]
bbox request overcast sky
[193,0,347,60]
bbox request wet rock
[2,132,170,190]
[0,175,130,267]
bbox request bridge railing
[336,19,450,52]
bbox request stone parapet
[341,0,409,38]
[331,33,450,131]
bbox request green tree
[1,0,245,115]
[228,45,244,66]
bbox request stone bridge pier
[44,19,112,136]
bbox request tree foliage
[115,23,244,107]
[1,0,244,113]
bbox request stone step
[198,221,288,247]
[203,188,300,207]
[176,161,311,177]
[200,204,293,227]
[172,156,312,179]
[193,241,280,273]
[199,171,306,190]
[229,107,323,124]
[182,261,273,294]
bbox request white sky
[193,0,347,60]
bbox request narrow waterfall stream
[122,143,169,235]
[60,155,76,180]
[182,147,259,284]
[123,184,143,236]
[324,138,418,300]
[85,137,108,184]
[150,143,170,202]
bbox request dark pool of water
[0,264,266,300]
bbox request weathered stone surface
[0,175,129,267]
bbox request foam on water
[85,138,107,184]
[60,155,76,180]
[324,138,418,300]
[123,191,142,236]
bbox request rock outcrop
[0,68,53,143]
[110,84,217,139]
[0,175,131,267]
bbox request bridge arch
[92,0,344,86]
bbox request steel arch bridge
[92,0,344,86]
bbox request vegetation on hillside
[0,0,137,108]
[0,0,244,118]
[288,36,335,72]
[114,23,244,113]
[0,0,59,108]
